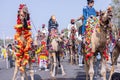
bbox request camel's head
[18,4,29,21]
[100,6,113,26]
[17,4,30,28]
[71,26,76,33]
[100,6,113,32]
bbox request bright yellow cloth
[1,48,7,58]
[39,55,48,60]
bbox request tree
[0,39,3,46]
[112,0,120,28]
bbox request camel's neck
[20,31,27,47]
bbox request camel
[109,28,120,80]
[48,28,66,77]
[68,26,78,64]
[12,4,34,80]
[81,8,113,80]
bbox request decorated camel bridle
[70,26,77,40]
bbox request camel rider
[82,0,97,35]
[77,0,99,35]
[48,15,59,32]
[41,24,48,36]
[67,19,78,39]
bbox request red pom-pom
[19,4,25,10]
[16,53,21,57]
[85,52,94,61]
[31,58,35,63]
[17,19,21,24]
[41,41,46,45]
[24,54,29,60]
[27,20,31,26]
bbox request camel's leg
[101,58,106,80]
[24,71,28,80]
[109,48,119,80]
[20,72,25,80]
[20,70,28,80]
[56,51,66,76]
[29,69,34,80]
[12,62,18,80]
[109,65,114,80]
[66,49,69,58]
[51,52,57,77]
[70,49,73,64]
[89,57,94,80]
[84,58,89,80]
[29,62,34,80]
[67,49,70,58]
[48,53,51,65]
[75,53,78,64]
[88,30,96,80]
[50,54,54,74]
[50,63,53,75]
[61,64,66,76]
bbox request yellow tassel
[35,45,44,54]
[15,24,23,28]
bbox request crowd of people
[0,44,15,69]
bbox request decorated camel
[68,26,78,64]
[48,28,66,77]
[12,4,35,80]
[81,7,113,80]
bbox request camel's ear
[107,6,112,12]
[100,10,102,16]
[100,10,105,16]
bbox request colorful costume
[82,5,96,34]
[38,41,49,70]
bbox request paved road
[0,56,120,80]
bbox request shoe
[39,68,41,70]
[45,69,49,71]
[79,64,83,66]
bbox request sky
[0,0,112,39]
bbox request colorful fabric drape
[85,16,99,61]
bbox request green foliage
[0,39,13,47]
[112,0,120,27]
[0,39,3,46]
[113,0,119,4]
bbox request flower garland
[85,16,109,61]
[14,4,33,72]
[85,16,99,61]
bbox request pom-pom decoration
[85,16,100,60]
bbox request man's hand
[77,16,84,21]
[96,11,100,16]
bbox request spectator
[1,45,8,69]
[7,44,14,68]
